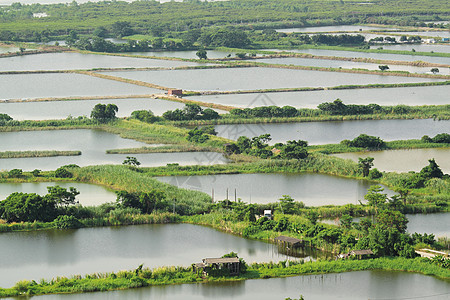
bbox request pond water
[0,73,162,100]
[0,52,203,72]
[0,182,116,206]
[322,213,450,237]
[0,223,313,288]
[155,173,395,206]
[268,48,450,65]
[386,31,450,38]
[102,67,443,92]
[276,25,387,33]
[213,119,449,145]
[189,85,450,108]
[126,50,258,60]
[0,129,229,170]
[25,270,450,300]
[0,46,18,53]
[251,57,449,74]
[333,148,450,173]
[405,213,450,237]
[379,43,450,53]
[0,98,186,120]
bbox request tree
[305,210,318,225]
[44,186,79,207]
[196,49,207,59]
[8,169,22,178]
[364,185,387,211]
[430,68,439,74]
[93,26,108,37]
[346,134,386,149]
[0,113,12,122]
[123,156,141,167]
[55,167,73,178]
[31,169,41,177]
[90,103,118,122]
[187,127,209,143]
[280,140,308,159]
[131,110,158,123]
[358,157,374,177]
[419,159,444,179]
[0,192,57,222]
[376,210,408,233]
[340,214,353,229]
[111,21,134,38]
[278,195,295,214]
[378,65,389,71]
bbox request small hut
[274,236,304,248]
[194,257,240,276]
[168,89,183,97]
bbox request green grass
[0,150,81,159]
[0,257,446,297]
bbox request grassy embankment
[0,150,81,159]
[0,257,447,298]
[218,44,450,59]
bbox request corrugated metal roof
[203,257,240,264]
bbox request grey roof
[350,249,373,255]
[203,257,240,264]
[274,236,303,244]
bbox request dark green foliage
[53,215,83,229]
[54,167,73,178]
[358,157,374,177]
[305,210,318,225]
[278,195,295,214]
[187,127,210,143]
[199,125,218,136]
[123,156,141,167]
[111,21,134,38]
[412,232,435,245]
[163,104,220,121]
[90,104,118,123]
[0,113,12,124]
[8,168,22,178]
[420,159,444,179]
[199,28,250,48]
[116,190,168,214]
[376,210,408,233]
[318,99,383,115]
[45,186,79,207]
[131,110,159,123]
[31,169,41,177]
[279,140,308,159]
[422,133,450,144]
[0,193,57,222]
[339,214,353,228]
[378,65,390,71]
[196,49,207,59]
[343,134,386,149]
[230,106,299,118]
[312,34,365,45]
[368,168,383,179]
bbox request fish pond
[0,223,318,288]
[333,148,450,173]
[0,52,203,72]
[212,119,449,144]
[0,73,162,100]
[189,85,450,108]
[155,173,395,206]
[101,67,443,92]
[0,129,228,170]
[252,57,449,74]
[21,270,450,300]
[269,48,450,65]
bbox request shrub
[368,168,383,179]
[54,167,73,178]
[54,215,83,229]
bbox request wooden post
[226,188,228,200]
[234,189,237,202]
